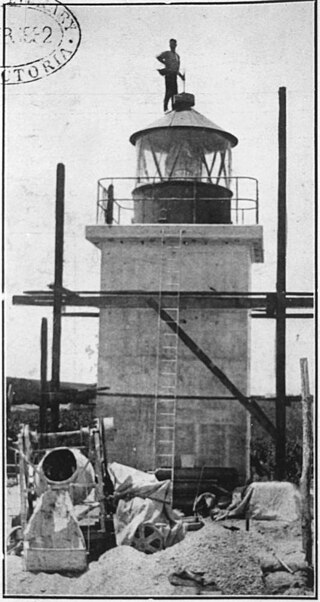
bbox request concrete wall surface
[97,307,249,479]
[87,224,263,481]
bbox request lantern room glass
[135,129,232,187]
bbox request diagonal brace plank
[147,298,276,440]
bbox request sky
[4,0,315,394]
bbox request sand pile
[6,509,313,598]
[6,520,271,597]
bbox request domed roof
[130,108,238,147]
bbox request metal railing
[96,176,259,226]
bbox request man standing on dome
[156,39,185,112]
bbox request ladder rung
[160,371,176,376]
[158,384,175,390]
[160,385,175,390]
[158,398,175,409]
[162,318,179,323]
[158,399,175,403]
[157,453,172,458]
[158,400,175,404]
[160,358,177,362]
[158,402,175,406]
[159,374,176,379]
[158,401,175,405]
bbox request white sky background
[5,0,315,394]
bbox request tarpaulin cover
[108,462,186,547]
[108,462,173,504]
[226,481,301,522]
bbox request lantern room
[129,93,238,224]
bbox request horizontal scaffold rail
[12,290,313,317]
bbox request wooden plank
[12,292,314,310]
[147,297,276,439]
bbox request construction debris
[108,462,186,552]
[213,481,301,522]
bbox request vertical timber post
[51,163,65,431]
[40,317,48,436]
[300,358,313,569]
[275,87,287,480]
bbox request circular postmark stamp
[3,0,81,84]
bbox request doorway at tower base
[156,466,238,515]
[132,181,232,224]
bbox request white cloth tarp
[227,481,301,521]
[108,462,186,547]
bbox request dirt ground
[5,486,314,599]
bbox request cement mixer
[34,446,96,505]
[11,420,116,572]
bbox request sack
[157,68,168,76]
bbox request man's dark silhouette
[157,39,185,112]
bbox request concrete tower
[86,94,263,485]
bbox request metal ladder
[154,230,183,480]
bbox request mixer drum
[35,447,95,505]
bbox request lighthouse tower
[86,93,263,485]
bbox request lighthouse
[86,92,263,486]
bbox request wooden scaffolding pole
[275,87,287,479]
[51,163,65,430]
[299,358,313,568]
[39,317,48,435]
